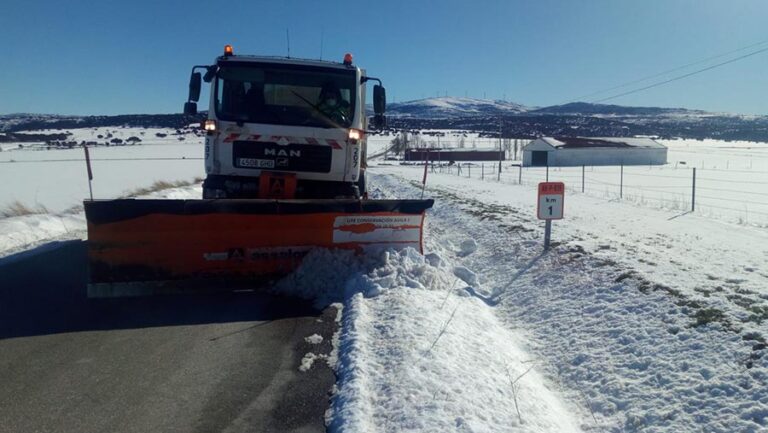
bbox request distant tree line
[2,113,205,134]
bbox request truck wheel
[356,171,367,199]
[203,187,227,199]
[350,185,361,199]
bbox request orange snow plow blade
[84,199,433,297]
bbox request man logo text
[265,149,301,157]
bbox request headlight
[348,129,364,141]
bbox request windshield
[215,63,357,128]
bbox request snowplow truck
[83,46,433,297]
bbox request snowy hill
[383,98,768,141]
[387,97,531,118]
[531,102,712,117]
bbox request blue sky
[2,0,768,115]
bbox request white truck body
[195,53,376,198]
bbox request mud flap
[84,199,434,297]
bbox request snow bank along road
[0,240,338,433]
[362,165,768,432]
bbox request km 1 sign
[537,182,564,220]
[537,182,565,250]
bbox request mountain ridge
[3,98,768,142]
[385,97,738,119]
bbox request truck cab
[184,46,386,199]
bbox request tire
[202,177,227,199]
[202,187,222,199]
[356,170,367,199]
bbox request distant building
[522,137,667,167]
[405,148,504,162]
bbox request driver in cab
[316,83,351,125]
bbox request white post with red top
[537,182,564,250]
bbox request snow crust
[0,212,85,258]
[0,184,201,257]
[370,166,768,432]
[305,334,324,344]
[276,246,585,432]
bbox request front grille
[232,141,332,173]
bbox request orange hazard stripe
[219,134,343,148]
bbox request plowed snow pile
[277,247,585,433]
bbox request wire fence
[0,157,203,163]
[421,161,768,225]
[4,141,767,224]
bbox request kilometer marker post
[537,182,564,250]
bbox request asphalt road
[0,240,337,433]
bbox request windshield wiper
[290,90,344,129]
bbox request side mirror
[373,85,386,115]
[203,66,217,83]
[184,102,197,115]
[370,114,387,130]
[188,72,202,103]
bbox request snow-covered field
[0,127,204,213]
[370,134,768,226]
[2,128,768,431]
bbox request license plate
[238,158,275,168]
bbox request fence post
[83,144,94,201]
[546,164,549,182]
[518,165,522,184]
[620,164,624,199]
[468,164,471,178]
[581,165,585,193]
[481,163,484,180]
[691,167,696,212]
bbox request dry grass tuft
[1,200,49,218]
[122,179,199,198]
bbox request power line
[591,45,768,103]
[568,38,768,102]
